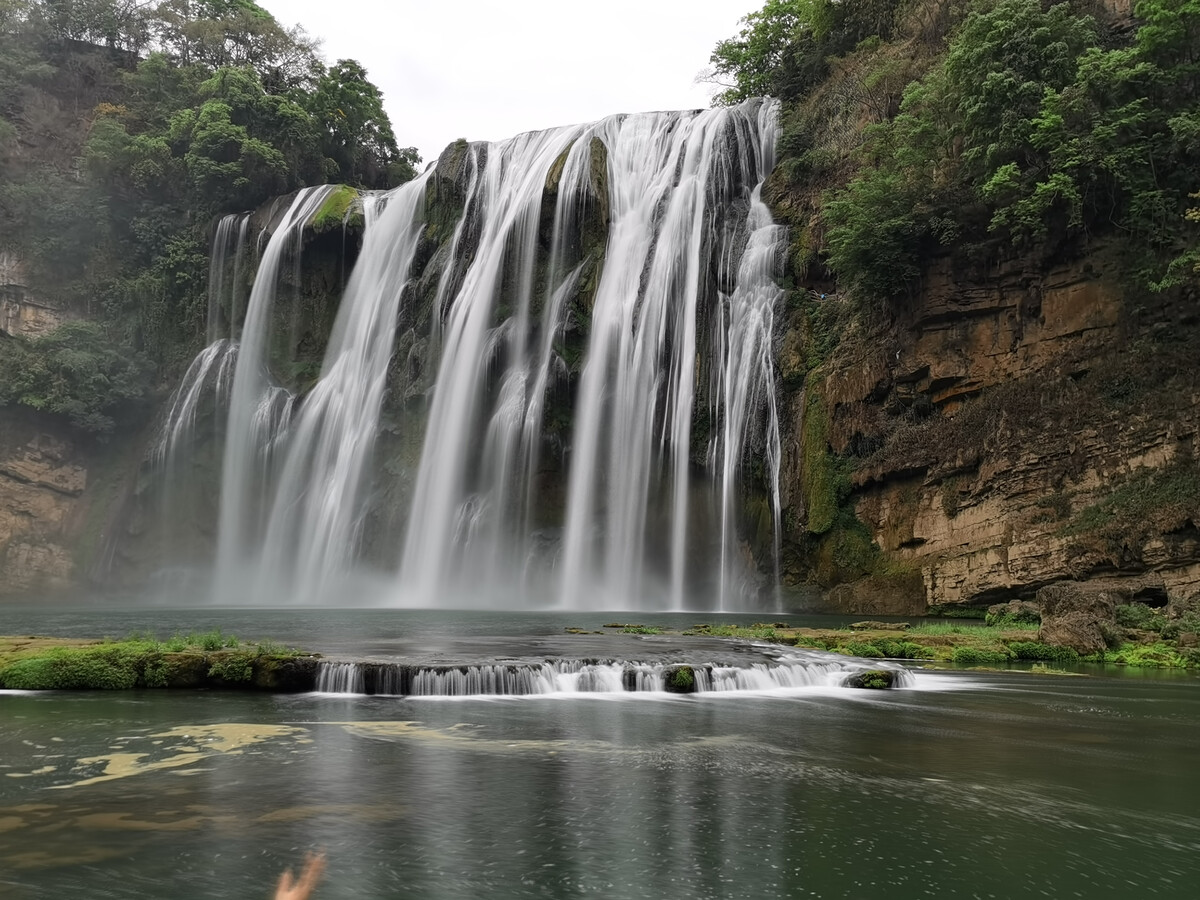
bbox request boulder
[661,665,697,694]
[1036,582,1123,654]
[843,669,896,689]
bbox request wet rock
[849,621,910,631]
[661,665,696,694]
[843,669,895,689]
[250,655,320,692]
[1037,582,1122,654]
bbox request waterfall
[398,126,589,602]
[189,99,784,611]
[254,176,429,604]
[214,186,336,594]
[390,100,784,609]
[713,100,785,608]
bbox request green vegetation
[0,321,153,432]
[0,0,419,432]
[0,632,311,690]
[309,183,360,233]
[985,609,1041,628]
[662,665,696,692]
[717,0,1200,306]
[1061,465,1200,546]
[677,618,1200,669]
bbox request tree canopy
[714,0,1200,305]
[0,0,421,432]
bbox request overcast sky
[263,1,760,165]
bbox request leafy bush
[874,638,926,659]
[1008,641,1079,664]
[951,646,1013,665]
[0,323,152,433]
[1115,602,1168,631]
[207,653,254,682]
[1106,642,1187,668]
[0,646,142,690]
[843,641,885,658]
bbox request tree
[307,58,418,188]
[704,0,832,104]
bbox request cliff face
[776,245,1200,613]
[0,419,83,592]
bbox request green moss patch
[0,633,316,691]
[309,184,361,234]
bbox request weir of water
[156,99,786,611]
[313,653,913,696]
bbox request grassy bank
[0,632,319,691]
[659,622,1200,670]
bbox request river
[2,609,1197,898]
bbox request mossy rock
[843,669,896,689]
[662,665,697,693]
[308,184,362,234]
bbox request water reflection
[2,671,1199,899]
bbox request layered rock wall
[779,245,1200,612]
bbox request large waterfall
[165,99,784,611]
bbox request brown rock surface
[1036,582,1122,654]
[777,240,1200,615]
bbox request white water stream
[158,100,785,612]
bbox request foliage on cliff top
[0,0,420,431]
[718,0,1200,306]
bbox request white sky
[263,1,759,165]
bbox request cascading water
[393,100,786,609]
[254,181,426,603]
[194,99,784,611]
[312,652,914,696]
[214,185,336,596]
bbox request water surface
[2,610,1197,898]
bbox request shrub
[1008,641,1079,663]
[207,653,255,682]
[874,639,926,659]
[1115,602,1167,631]
[951,646,1013,665]
[843,641,885,658]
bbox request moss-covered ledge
[0,634,320,691]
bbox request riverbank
[662,621,1200,669]
[0,633,318,691]
[3,614,1196,695]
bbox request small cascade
[313,653,914,696]
[154,210,253,469]
[153,339,237,470]
[215,185,337,592]
[206,212,251,343]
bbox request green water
[2,610,1198,898]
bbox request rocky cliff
[775,242,1200,614]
